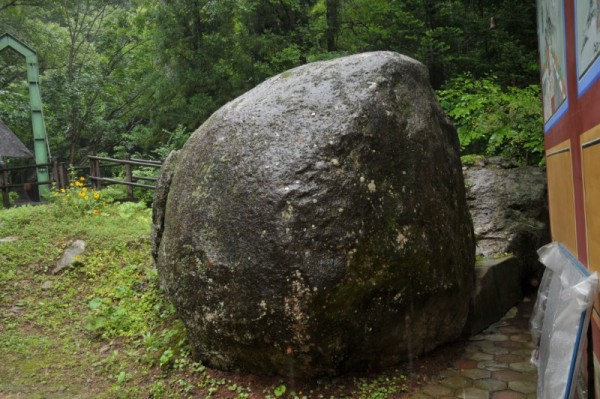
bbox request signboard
[538,0,568,129]
[576,0,600,94]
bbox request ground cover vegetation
[0,181,458,397]
[1,1,542,397]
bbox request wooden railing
[0,160,68,208]
[88,155,163,200]
[0,155,163,208]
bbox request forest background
[0,0,543,168]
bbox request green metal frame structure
[0,33,50,196]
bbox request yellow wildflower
[84,196,89,201]
[78,191,85,197]
[93,192,100,200]
[79,176,85,181]
[82,187,88,193]
[75,181,83,187]
[60,188,66,193]
[92,209,100,216]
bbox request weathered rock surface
[152,52,475,377]
[51,239,86,275]
[463,159,549,264]
[463,159,549,334]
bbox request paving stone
[491,370,528,382]
[508,362,536,372]
[478,360,509,371]
[498,326,523,334]
[523,341,536,349]
[508,380,536,394]
[509,349,534,357]
[509,334,531,343]
[488,320,510,329]
[468,351,494,361]
[461,368,491,379]
[510,320,530,330]
[438,369,459,379]
[454,358,478,370]
[496,340,525,349]
[440,375,473,389]
[422,384,453,397]
[473,378,508,392]
[455,386,491,399]
[469,340,490,350]
[490,390,525,399]
[407,295,537,399]
[470,334,486,341]
[484,333,509,342]
[503,307,518,319]
[494,354,523,363]
[407,393,434,399]
[481,345,509,355]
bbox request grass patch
[0,196,427,398]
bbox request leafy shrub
[0,192,19,209]
[437,74,544,166]
[49,176,107,216]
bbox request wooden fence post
[59,162,67,189]
[88,154,103,190]
[1,167,10,209]
[124,154,134,201]
[51,159,59,189]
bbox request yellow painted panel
[546,140,578,257]
[582,125,600,273]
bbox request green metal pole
[0,34,50,198]
[26,53,50,197]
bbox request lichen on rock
[152,51,475,377]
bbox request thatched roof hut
[0,120,33,158]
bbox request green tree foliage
[0,0,542,165]
[437,74,544,166]
[1,0,156,163]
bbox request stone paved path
[407,296,538,399]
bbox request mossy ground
[0,197,458,398]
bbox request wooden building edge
[538,0,600,395]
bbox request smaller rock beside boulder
[464,158,549,265]
[51,240,86,275]
[463,158,549,334]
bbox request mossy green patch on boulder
[152,52,475,377]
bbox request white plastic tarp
[531,242,598,399]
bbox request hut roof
[0,120,33,158]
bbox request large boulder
[152,52,475,377]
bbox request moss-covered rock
[152,52,475,377]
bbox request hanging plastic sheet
[530,242,598,399]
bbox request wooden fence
[0,160,66,208]
[0,155,163,208]
[88,155,163,200]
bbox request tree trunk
[326,0,339,51]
